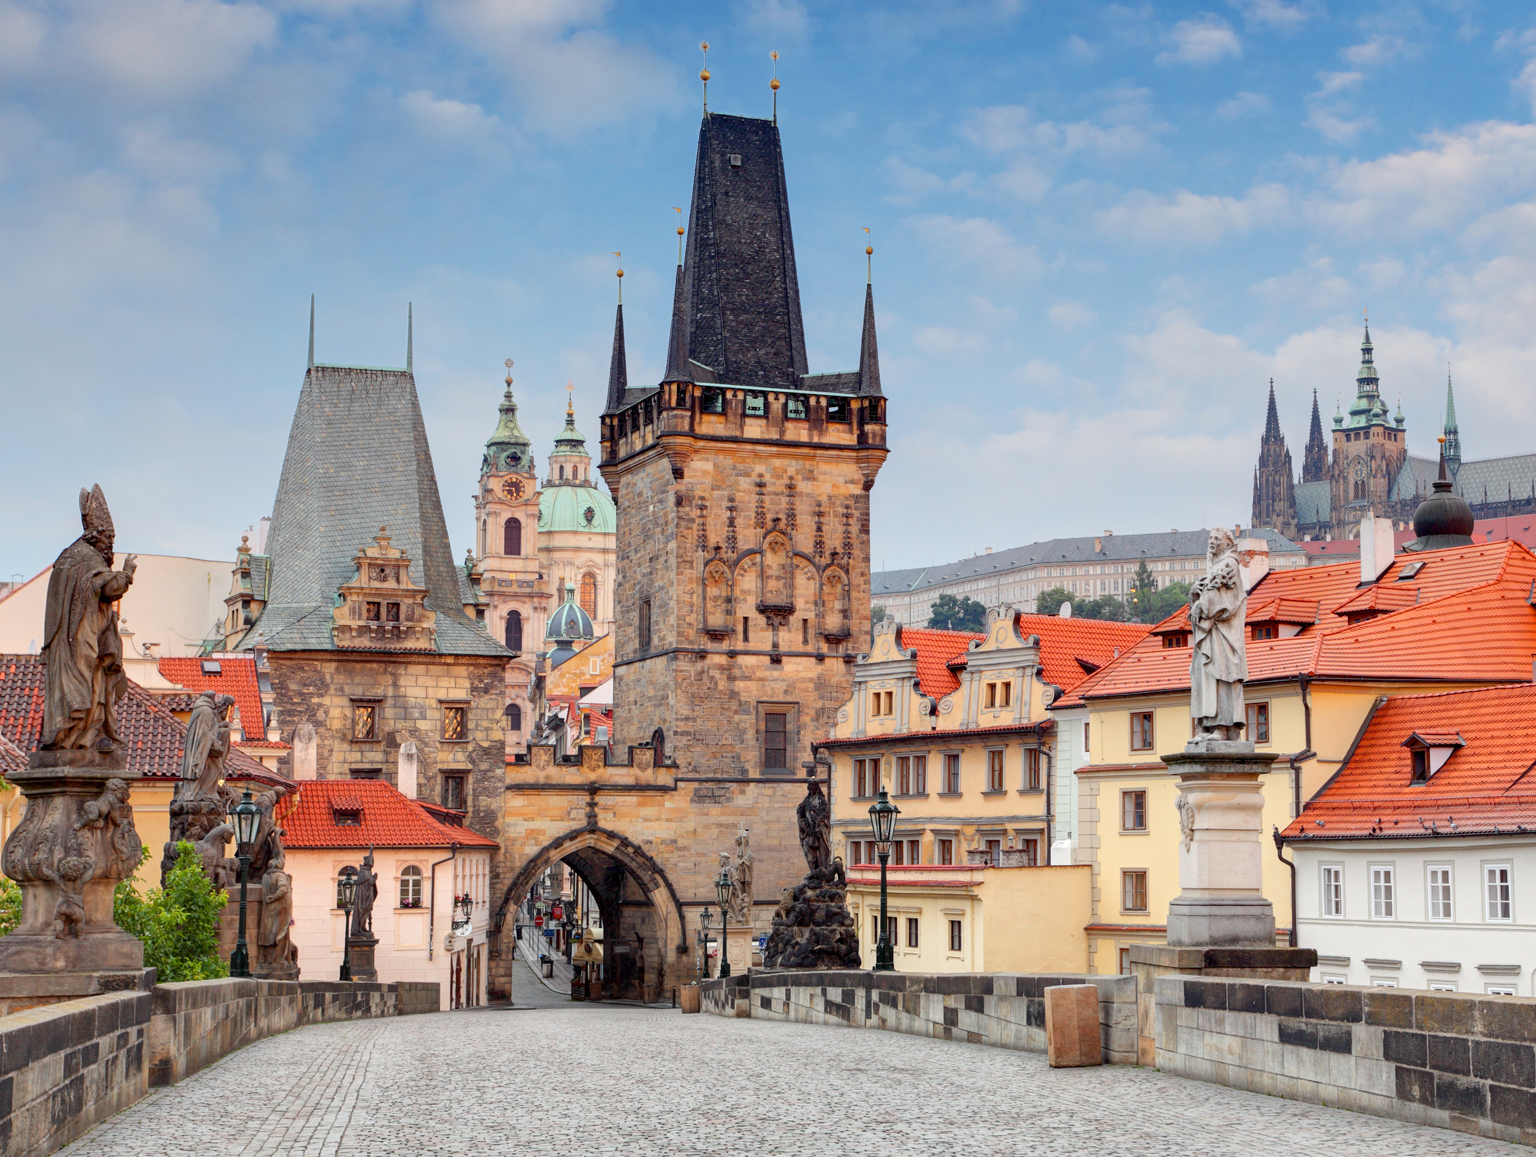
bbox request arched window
[559,465,566,480]
[580,573,597,616]
[336,867,357,910]
[399,865,423,909]
[504,517,521,556]
[506,703,522,731]
[505,610,523,652]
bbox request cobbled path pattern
[59,968,1522,1157]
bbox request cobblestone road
[61,966,1520,1157]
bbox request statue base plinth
[347,935,379,982]
[762,867,861,971]
[0,933,145,975]
[1166,897,1275,948]
[15,747,139,780]
[0,967,155,1017]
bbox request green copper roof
[539,483,615,534]
[551,407,590,459]
[482,384,534,476]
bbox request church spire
[603,300,628,413]
[481,359,533,477]
[1263,378,1281,441]
[1356,314,1379,400]
[1443,367,1461,472]
[663,263,691,385]
[858,245,882,398]
[1302,388,1329,483]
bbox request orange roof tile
[896,627,983,698]
[1013,614,1151,693]
[1281,683,1536,840]
[157,656,286,749]
[276,778,497,849]
[1077,541,1536,700]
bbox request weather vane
[863,226,872,281]
[504,357,513,387]
[700,42,710,112]
[613,251,623,303]
[674,206,685,263]
[770,50,780,121]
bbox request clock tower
[475,361,543,740]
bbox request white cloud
[1306,106,1371,143]
[1516,58,1536,117]
[1316,71,1362,96]
[1227,0,1308,30]
[400,90,504,143]
[881,155,948,204]
[121,122,242,184]
[67,0,277,98]
[1215,91,1269,120]
[907,214,1046,281]
[1156,16,1241,67]
[1248,257,1354,312]
[0,2,46,68]
[1048,302,1095,330]
[961,103,1163,160]
[1343,35,1411,67]
[1095,183,1288,246]
[733,0,809,41]
[1062,35,1097,62]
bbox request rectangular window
[763,712,788,771]
[911,755,926,794]
[949,920,963,952]
[1121,790,1147,832]
[905,838,921,865]
[638,599,652,653]
[744,391,766,416]
[802,618,809,645]
[1371,865,1395,919]
[938,838,954,865]
[365,601,381,622]
[943,753,961,794]
[896,756,910,794]
[906,918,919,948]
[1411,749,1429,784]
[352,703,377,742]
[1122,870,1148,913]
[1024,747,1040,791]
[1487,985,1517,996]
[1486,864,1513,922]
[1000,682,1012,708]
[886,916,898,944]
[385,601,400,622]
[1118,947,1132,975]
[987,750,1004,792]
[442,774,466,811]
[786,395,807,419]
[854,758,875,798]
[1245,702,1270,744]
[891,840,904,865]
[1018,838,1038,867]
[743,616,751,643]
[984,682,997,709]
[1322,865,1344,917]
[1428,865,1454,921]
[1084,721,1090,753]
[985,838,1001,866]
[349,767,382,780]
[1130,712,1154,751]
[442,705,467,742]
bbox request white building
[1282,683,1536,995]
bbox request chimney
[255,516,271,555]
[1094,538,1102,553]
[985,547,992,554]
[1359,512,1393,583]
[292,722,317,780]
[1239,538,1270,592]
[398,740,418,798]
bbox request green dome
[545,582,595,644]
[539,484,615,534]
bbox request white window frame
[1320,973,1347,985]
[1369,863,1396,920]
[1320,864,1344,918]
[1426,863,1454,922]
[1487,984,1517,996]
[1428,982,1458,992]
[1484,862,1514,923]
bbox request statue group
[760,769,861,971]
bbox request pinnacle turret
[1302,388,1329,482]
[603,303,628,414]
[1444,370,1462,472]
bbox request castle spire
[1444,367,1462,471]
[1263,378,1281,441]
[1356,315,1379,399]
[481,358,532,477]
[603,299,628,413]
[1302,388,1329,483]
[406,302,413,373]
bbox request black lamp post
[714,867,733,979]
[229,788,262,978]
[868,787,899,972]
[336,866,357,981]
[698,906,713,980]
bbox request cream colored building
[279,777,497,1008]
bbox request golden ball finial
[677,226,685,236]
[700,68,710,82]
[616,268,624,279]
[770,77,780,91]
[770,50,779,61]
[865,245,873,256]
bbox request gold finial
[863,226,872,282]
[700,42,710,112]
[503,357,513,388]
[566,379,575,418]
[1438,435,1446,444]
[770,50,780,121]
[673,206,685,263]
[612,251,623,303]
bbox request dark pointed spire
[662,264,692,384]
[858,282,882,397]
[1443,367,1461,472]
[307,294,315,370]
[604,302,628,413]
[1302,388,1329,483]
[1263,378,1281,441]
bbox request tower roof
[551,396,591,460]
[482,369,533,476]
[1444,371,1460,436]
[244,365,506,657]
[675,112,807,391]
[1263,379,1282,442]
[603,302,629,413]
[858,282,883,398]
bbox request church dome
[539,483,615,534]
[544,582,594,668]
[1407,453,1475,551]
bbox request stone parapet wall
[1155,975,1536,1146]
[700,970,1136,1063]
[0,977,438,1157]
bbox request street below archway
[59,962,1517,1157]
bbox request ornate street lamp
[456,892,474,925]
[336,866,358,982]
[714,866,733,979]
[868,787,899,972]
[698,906,713,980]
[228,788,262,978]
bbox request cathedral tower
[1251,379,1297,538]
[1302,389,1329,483]
[599,110,888,774]
[1329,320,1407,535]
[1443,371,1462,478]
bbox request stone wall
[699,969,1137,1064]
[1155,975,1536,1146]
[0,977,438,1157]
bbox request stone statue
[73,778,141,880]
[40,485,136,752]
[164,692,238,888]
[189,823,236,892]
[1188,526,1247,741]
[351,849,378,938]
[795,778,833,873]
[257,865,299,979]
[180,692,235,799]
[728,825,753,923]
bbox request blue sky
[4,0,1536,580]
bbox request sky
[4,0,1536,580]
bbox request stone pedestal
[347,935,379,982]
[1163,743,1278,948]
[216,882,264,961]
[1044,984,1102,1067]
[761,867,861,970]
[0,750,145,974]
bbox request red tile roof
[1281,683,1536,841]
[276,778,497,849]
[157,656,286,749]
[1073,541,1536,702]
[896,627,982,697]
[0,654,286,787]
[1013,614,1151,692]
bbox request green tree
[1034,586,1073,616]
[927,593,987,632]
[0,875,20,938]
[114,842,229,982]
[870,604,887,625]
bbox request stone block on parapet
[1045,984,1102,1067]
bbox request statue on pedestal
[795,779,833,873]
[164,692,239,888]
[762,765,860,971]
[351,849,378,939]
[726,826,753,924]
[0,486,146,974]
[1188,527,1247,743]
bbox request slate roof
[1053,540,1536,706]
[240,366,508,657]
[1390,452,1536,507]
[0,655,286,786]
[1295,480,1331,526]
[1280,683,1536,841]
[872,528,1304,597]
[277,777,498,850]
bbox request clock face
[502,477,526,499]
[1352,458,1366,480]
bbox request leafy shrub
[114,841,229,982]
[0,875,20,937]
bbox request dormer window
[334,809,362,827]
[1161,632,1190,649]
[1403,731,1464,784]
